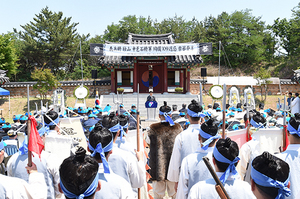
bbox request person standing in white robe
[88,123,135,199]
[291,93,300,115]
[176,118,220,199]
[168,100,205,191]
[188,138,255,199]
[0,140,47,199]
[276,113,300,199]
[238,111,266,184]
[251,152,291,199]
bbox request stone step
[100,93,200,118]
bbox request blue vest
[9,153,55,199]
[180,124,201,162]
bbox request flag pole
[27,84,32,167]
[222,84,226,139]
[27,119,32,167]
[136,110,141,199]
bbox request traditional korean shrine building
[90,33,212,94]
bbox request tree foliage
[14,7,87,80]
[0,33,18,77]
[254,67,271,102]
[31,67,60,101]
[8,4,300,82]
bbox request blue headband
[88,139,113,174]
[0,140,6,151]
[199,129,221,150]
[60,174,99,199]
[213,146,240,184]
[251,165,291,199]
[89,125,95,132]
[187,108,205,118]
[20,116,28,121]
[38,126,49,136]
[2,124,11,129]
[119,123,128,141]
[89,114,97,118]
[45,117,60,127]
[19,138,28,155]
[250,118,264,128]
[108,123,122,133]
[159,111,174,126]
[226,112,235,116]
[287,122,300,137]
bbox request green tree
[0,33,18,78]
[202,10,271,69]
[254,66,271,102]
[31,67,60,101]
[14,7,87,80]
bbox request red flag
[28,116,44,158]
[283,125,290,151]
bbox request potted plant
[175,87,183,93]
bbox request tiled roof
[280,79,298,85]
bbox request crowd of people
[0,92,299,199]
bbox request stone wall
[2,79,299,98]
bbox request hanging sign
[90,43,212,56]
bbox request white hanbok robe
[176,147,214,199]
[167,124,201,183]
[237,134,260,184]
[276,144,300,199]
[291,97,300,115]
[7,150,61,198]
[95,163,135,199]
[0,173,47,199]
[188,172,255,199]
[108,143,146,189]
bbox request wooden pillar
[163,58,168,93]
[133,58,137,93]
[180,70,184,87]
[186,67,191,94]
[111,67,115,93]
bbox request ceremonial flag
[28,116,44,158]
[283,125,290,151]
[95,91,100,106]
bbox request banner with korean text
[90,43,212,56]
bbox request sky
[1,0,299,38]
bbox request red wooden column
[186,66,191,94]
[110,67,115,93]
[180,70,184,87]
[133,58,137,93]
[163,58,168,93]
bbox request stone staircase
[100,93,200,119]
